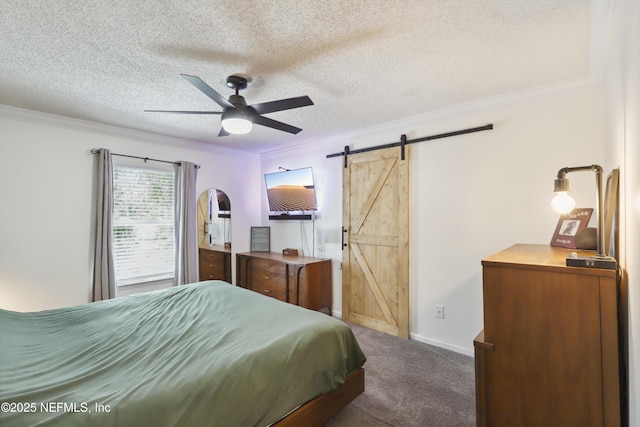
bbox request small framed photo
[250,226,271,252]
[550,208,593,249]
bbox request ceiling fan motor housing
[228,94,248,108]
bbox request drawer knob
[263,289,271,294]
[264,275,271,280]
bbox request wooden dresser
[236,252,332,314]
[199,245,232,282]
[474,244,623,427]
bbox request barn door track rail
[327,124,493,167]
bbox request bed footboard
[274,368,365,427]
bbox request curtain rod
[90,149,200,168]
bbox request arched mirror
[197,189,232,282]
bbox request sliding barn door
[342,146,409,338]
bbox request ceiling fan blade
[144,110,222,114]
[250,96,314,115]
[218,127,230,137]
[180,74,234,109]
[253,115,303,134]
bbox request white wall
[0,106,262,312]
[602,0,640,424]
[261,83,605,355]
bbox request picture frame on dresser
[250,226,271,252]
[549,207,593,249]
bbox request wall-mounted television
[264,167,317,220]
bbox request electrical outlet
[435,305,444,319]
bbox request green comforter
[0,281,365,426]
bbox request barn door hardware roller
[341,226,348,250]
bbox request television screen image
[265,167,317,212]
[217,189,230,212]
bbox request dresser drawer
[250,258,286,275]
[199,248,231,282]
[250,270,286,301]
[200,260,225,280]
[200,249,224,262]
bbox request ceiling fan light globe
[221,108,253,134]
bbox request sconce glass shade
[221,110,253,134]
[551,191,576,213]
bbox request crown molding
[0,104,255,158]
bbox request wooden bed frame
[274,368,365,426]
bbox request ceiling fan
[145,74,313,136]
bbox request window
[112,164,175,286]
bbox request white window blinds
[112,165,175,286]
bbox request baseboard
[410,333,474,357]
[336,311,474,357]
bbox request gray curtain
[174,161,199,286]
[92,148,116,301]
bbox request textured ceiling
[0,0,591,153]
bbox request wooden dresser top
[482,244,616,277]
[199,244,232,253]
[237,251,328,264]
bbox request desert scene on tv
[265,168,317,212]
[267,185,317,211]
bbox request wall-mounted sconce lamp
[551,164,617,269]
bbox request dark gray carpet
[325,323,476,427]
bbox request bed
[0,281,366,426]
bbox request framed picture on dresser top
[250,226,271,252]
[549,207,593,249]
